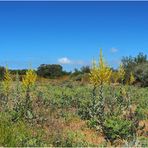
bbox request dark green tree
[121,52,147,86]
[37,64,63,78]
[134,63,148,87]
[134,52,147,64]
[80,66,90,73]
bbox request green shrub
[0,112,46,147]
[135,106,148,120]
[134,63,148,87]
[104,116,133,144]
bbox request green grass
[0,81,147,147]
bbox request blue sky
[0,1,147,71]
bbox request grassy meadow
[0,50,148,147]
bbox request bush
[134,63,148,87]
[135,106,148,120]
[37,64,65,78]
[121,53,148,86]
[104,116,133,144]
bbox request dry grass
[64,118,105,145]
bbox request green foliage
[0,69,147,147]
[121,52,148,86]
[134,62,148,87]
[52,130,90,147]
[0,66,5,80]
[71,74,84,82]
[138,137,148,147]
[104,116,133,144]
[135,106,148,120]
[10,69,28,76]
[70,66,90,77]
[0,112,46,147]
[87,118,98,129]
[37,64,68,78]
[81,66,90,73]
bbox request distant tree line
[0,64,69,80]
[0,52,147,87]
[0,64,91,80]
[36,64,71,78]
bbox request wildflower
[22,68,37,119]
[89,49,112,86]
[118,64,125,82]
[22,69,37,89]
[111,71,118,83]
[129,72,135,85]
[2,66,12,95]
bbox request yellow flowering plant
[118,64,125,83]
[129,72,135,85]
[89,49,112,86]
[2,66,12,96]
[22,69,37,90]
[88,49,112,131]
[21,68,37,119]
[111,71,119,84]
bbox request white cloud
[58,57,71,64]
[111,48,118,53]
[58,57,88,66]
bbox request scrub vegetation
[0,49,148,147]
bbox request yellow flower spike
[2,66,12,95]
[89,48,112,86]
[118,64,125,82]
[129,72,135,85]
[99,48,104,68]
[111,72,119,83]
[22,69,37,89]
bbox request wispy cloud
[58,57,87,65]
[111,48,118,53]
[58,57,71,64]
